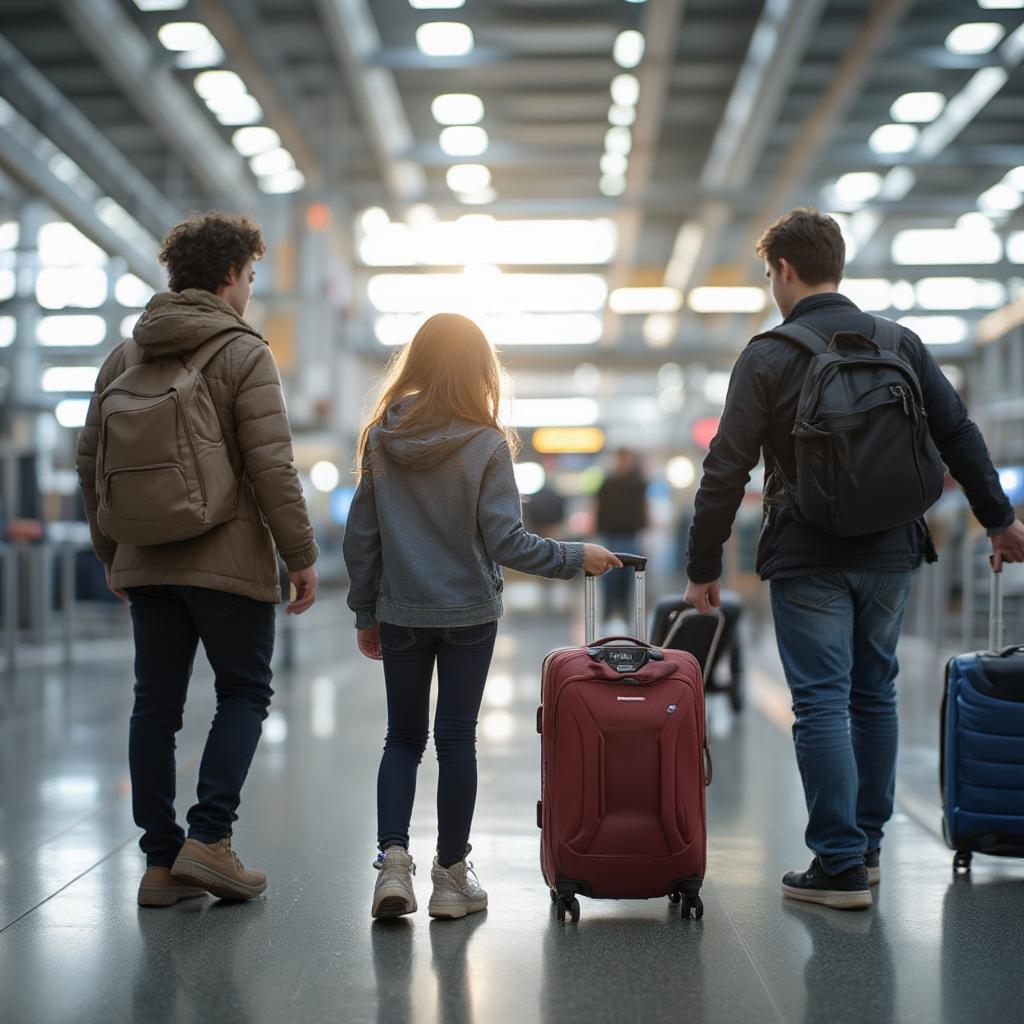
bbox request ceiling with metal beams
[1,0,1023,362]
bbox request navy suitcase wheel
[941,564,1024,873]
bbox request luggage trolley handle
[989,557,1004,653]
[585,553,647,646]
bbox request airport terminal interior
[2,0,1024,1021]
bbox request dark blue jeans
[127,585,275,867]
[377,620,497,867]
[769,571,912,874]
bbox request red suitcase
[537,555,720,923]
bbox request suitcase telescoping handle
[585,553,646,646]
[990,557,1004,653]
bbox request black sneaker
[781,857,872,910]
[865,849,880,886]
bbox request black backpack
[755,316,946,538]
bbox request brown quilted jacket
[76,289,318,603]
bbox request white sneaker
[371,848,417,919]
[428,856,488,919]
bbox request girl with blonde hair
[344,313,619,920]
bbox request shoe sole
[372,894,418,919]
[137,886,206,908]
[428,898,487,920]
[781,883,872,910]
[170,859,266,901]
[867,867,880,886]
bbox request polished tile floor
[2,585,1023,1024]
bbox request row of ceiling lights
[135,2,305,194]
[599,27,645,199]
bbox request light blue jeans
[770,571,913,874]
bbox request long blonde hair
[356,313,519,473]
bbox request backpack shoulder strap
[186,331,248,373]
[868,315,903,354]
[751,321,830,356]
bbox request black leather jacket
[687,292,1014,583]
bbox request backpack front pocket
[105,465,190,521]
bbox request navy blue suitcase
[941,566,1024,872]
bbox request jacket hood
[373,397,494,470]
[133,289,262,357]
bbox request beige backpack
[95,332,241,546]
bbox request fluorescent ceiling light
[892,227,1002,264]
[945,22,1005,54]
[0,221,18,250]
[249,147,294,176]
[194,70,246,98]
[915,277,1006,310]
[957,211,995,233]
[688,286,767,314]
[644,314,677,348]
[36,268,107,310]
[431,93,484,125]
[604,127,632,155]
[600,152,628,176]
[1008,231,1024,263]
[608,104,636,127]
[133,0,187,9]
[367,272,608,314]
[42,366,99,392]
[609,287,682,314]
[440,125,488,156]
[157,21,214,51]
[36,315,106,347]
[0,315,14,347]
[259,169,306,194]
[978,0,1024,7]
[175,42,224,70]
[232,126,280,156]
[360,217,617,267]
[211,95,263,125]
[613,30,645,69]
[376,314,603,348]
[890,92,945,123]
[840,278,893,311]
[115,270,152,305]
[410,0,465,7]
[599,174,626,197]
[0,270,13,303]
[833,171,883,203]
[610,74,639,108]
[899,315,969,346]
[703,371,732,405]
[446,164,491,192]
[1003,165,1024,190]
[979,182,1023,212]
[503,397,600,426]
[407,204,437,228]
[416,22,474,57]
[360,207,390,234]
[869,123,919,154]
[38,222,105,267]
[120,313,141,338]
[55,399,90,429]
[457,187,497,206]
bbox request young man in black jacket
[684,207,1024,909]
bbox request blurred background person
[595,448,648,630]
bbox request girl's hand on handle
[583,544,623,576]
[358,625,383,660]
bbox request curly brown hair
[755,207,845,285]
[158,211,266,293]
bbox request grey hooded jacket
[343,401,585,629]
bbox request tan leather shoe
[137,866,206,908]
[170,837,267,901]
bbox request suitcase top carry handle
[584,552,647,578]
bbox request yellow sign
[533,427,606,454]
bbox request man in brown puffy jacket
[76,212,319,907]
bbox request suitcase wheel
[549,888,558,904]
[555,895,580,924]
[674,892,703,920]
[953,850,973,874]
